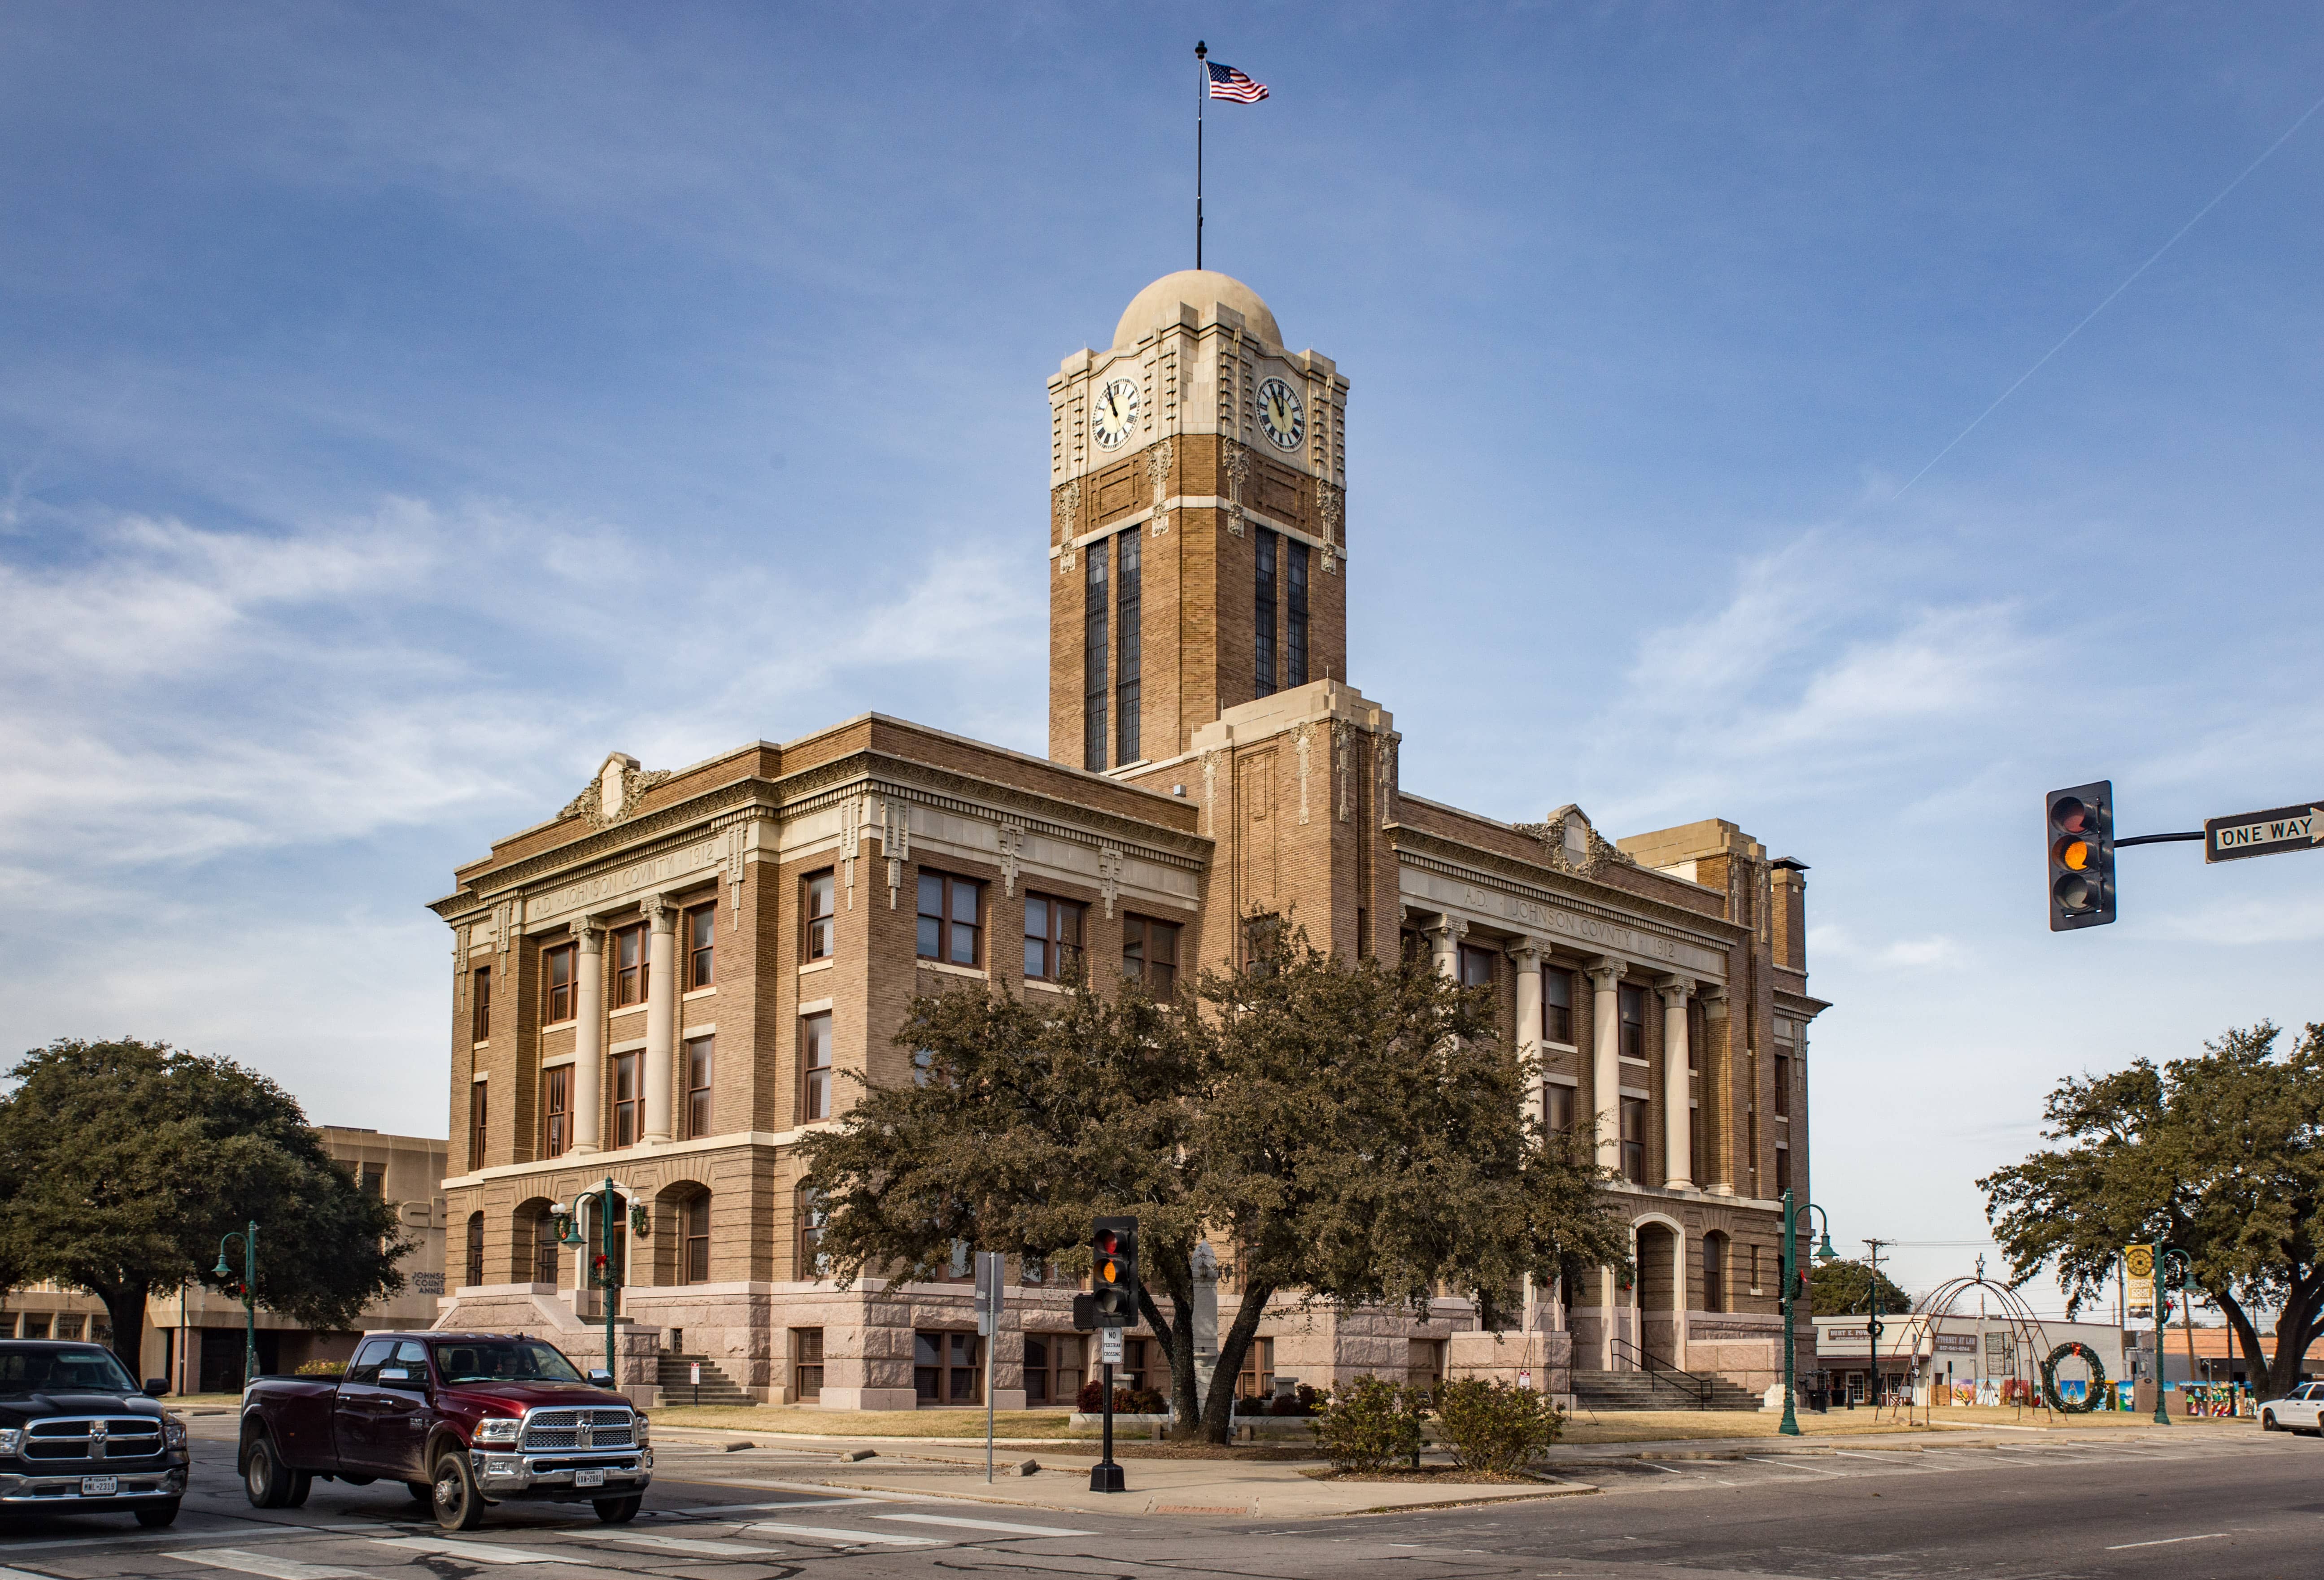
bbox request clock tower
[1048,271,1351,771]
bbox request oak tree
[1809,1258,1910,1317]
[1981,1022,2324,1400]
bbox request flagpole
[1194,40,1206,270]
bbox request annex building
[431,270,1828,1410]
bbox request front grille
[519,1407,635,1454]
[24,1417,166,1463]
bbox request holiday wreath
[2041,1340,2106,1413]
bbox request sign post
[2205,802,2324,863]
[973,1251,1005,1484]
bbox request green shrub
[1310,1374,1425,1472]
[1432,1378,1562,1473]
[294,1359,346,1378]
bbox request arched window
[464,1212,485,1289]
[532,1210,561,1285]
[1702,1232,1728,1314]
[796,1188,827,1282]
[682,1194,711,1285]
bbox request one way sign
[2205,802,2324,863]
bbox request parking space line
[167,1549,375,1580]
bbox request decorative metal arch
[1880,1275,2062,1424]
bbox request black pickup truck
[238,1331,651,1529]
[0,1340,190,1526]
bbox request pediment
[558,753,671,830]
[1515,804,1635,879]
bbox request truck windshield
[432,1340,586,1385]
[0,1345,140,1395]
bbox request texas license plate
[81,1476,118,1496]
[574,1468,606,1488]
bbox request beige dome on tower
[1112,269,1282,351]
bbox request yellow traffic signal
[2048,781,2115,930]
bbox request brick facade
[429,271,1827,1410]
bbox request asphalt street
[0,1415,2315,1579]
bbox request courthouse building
[431,270,1828,1409]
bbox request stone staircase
[1572,1367,1765,1412]
[655,1353,754,1408]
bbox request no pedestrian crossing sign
[2205,801,2324,863]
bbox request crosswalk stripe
[873,1513,1097,1537]
[167,1550,373,1580]
[367,1536,562,1564]
[561,1531,782,1556]
[738,1521,943,1547]
[662,1496,882,1515]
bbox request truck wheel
[244,1431,295,1509]
[431,1448,486,1532]
[134,1502,182,1528]
[285,1471,312,1508]
[593,1495,643,1523]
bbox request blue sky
[5,3,2321,1306]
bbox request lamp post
[561,1178,623,1382]
[213,1221,258,1390]
[1777,1190,1837,1437]
[2158,1248,2192,1425]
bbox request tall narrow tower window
[1254,529,1278,698]
[1116,531,1142,763]
[1286,538,1309,688]
[1083,539,1109,770]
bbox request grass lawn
[651,1405,1084,1438]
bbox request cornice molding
[1390,827,1747,949]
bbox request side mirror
[143,1379,168,1397]
[586,1368,615,1389]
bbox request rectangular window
[686,903,715,989]
[1254,529,1278,697]
[1116,531,1141,763]
[1775,1144,1792,1194]
[543,943,575,1023]
[1619,1095,1648,1184]
[1544,969,1574,1044]
[1618,983,1646,1059]
[1084,537,1109,770]
[801,1013,833,1122]
[1023,892,1087,982]
[916,871,984,967]
[613,924,646,1007]
[1121,914,1179,998]
[469,1081,488,1167]
[796,1190,826,1279]
[802,869,836,960]
[681,1194,710,1284]
[1024,1332,1086,1407]
[613,1053,640,1148]
[1544,1083,1574,1135]
[1238,1336,1277,1400]
[543,1066,570,1156]
[1703,1235,1726,1313]
[471,966,491,1041]
[1286,537,1309,688]
[1774,1053,1791,1117]
[1458,943,1496,988]
[360,1162,385,1197]
[913,1330,982,1405]
[792,1327,824,1401]
[685,1036,714,1139]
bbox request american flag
[1206,61,1268,103]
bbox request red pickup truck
[237,1331,652,1529]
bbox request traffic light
[2047,780,2116,931]
[1090,1215,1138,1325]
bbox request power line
[1889,86,2324,503]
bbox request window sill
[472,1040,489,1050]
[917,959,989,980]
[799,958,834,975]
[609,1003,648,1019]
[541,1019,576,1032]
[683,986,716,1001]
[1020,978,1065,994]
[1540,1040,1579,1053]
[1619,1056,1650,1067]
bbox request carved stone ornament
[1200,749,1225,837]
[1514,804,1638,879]
[1295,724,1313,826]
[1316,482,1345,574]
[559,753,673,831]
[1146,438,1174,504]
[1221,444,1251,538]
[1097,843,1123,918]
[997,820,1024,896]
[881,794,911,910]
[1333,720,1354,823]
[1053,478,1080,546]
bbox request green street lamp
[2154,1247,2192,1426]
[1777,1191,1837,1437]
[562,1178,625,1383]
[214,1221,258,1391]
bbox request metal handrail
[1608,1336,1714,1409]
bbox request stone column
[1700,986,1733,1194]
[1508,937,1544,1113]
[1658,975,1694,1190]
[571,919,605,1154]
[1425,913,1466,979]
[642,894,677,1145]
[1586,958,1625,1174]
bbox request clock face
[1091,378,1139,449]
[1257,377,1304,450]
